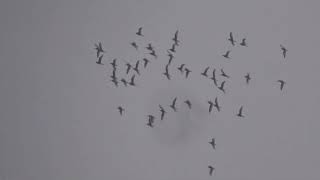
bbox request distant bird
[167,51,174,65]
[149,50,157,59]
[201,66,210,77]
[277,80,286,91]
[143,58,150,68]
[184,100,192,109]
[94,42,105,58]
[213,97,221,112]
[210,69,218,86]
[220,68,230,78]
[222,50,231,59]
[147,115,155,128]
[228,32,236,46]
[118,106,124,116]
[237,106,244,118]
[125,63,132,74]
[208,166,215,176]
[111,77,118,87]
[177,64,185,74]
[110,58,117,69]
[170,97,178,112]
[129,75,136,86]
[159,105,166,120]
[245,73,251,85]
[280,45,288,58]
[184,68,191,78]
[240,38,247,47]
[110,69,117,79]
[172,30,180,46]
[96,55,104,65]
[121,78,128,87]
[209,138,216,150]
[169,44,176,53]
[208,100,214,113]
[163,64,171,80]
[136,27,143,36]
[146,43,154,51]
[133,60,140,75]
[131,42,138,50]
[218,81,226,94]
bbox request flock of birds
[93,27,288,177]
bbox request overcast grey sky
[1,0,320,179]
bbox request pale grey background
[1,0,320,179]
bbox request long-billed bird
[228,32,236,46]
[277,80,286,91]
[240,38,247,47]
[136,27,143,36]
[96,55,104,65]
[209,138,216,150]
[170,97,178,112]
[237,106,244,117]
[220,68,230,78]
[213,97,221,112]
[218,81,226,94]
[208,166,215,176]
[117,106,124,116]
[177,64,185,74]
[184,100,192,109]
[159,105,166,120]
[94,42,105,58]
[147,115,155,128]
[245,73,251,85]
[201,66,210,77]
[143,58,150,68]
[222,50,231,59]
[133,60,140,75]
[280,45,287,58]
[184,68,191,79]
[208,100,214,113]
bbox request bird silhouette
[163,64,171,80]
[136,27,143,36]
[133,60,140,75]
[220,68,230,78]
[121,78,128,87]
[170,97,178,112]
[184,100,192,109]
[169,44,176,53]
[96,55,104,65]
[149,50,157,59]
[143,58,150,68]
[210,69,218,86]
[277,80,286,91]
[237,106,244,117]
[118,106,124,116]
[245,73,251,85]
[213,97,221,112]
[209,138,216,150]
[173,30,180,46]
[222,50,231,59]
[94,42,105,58]
[125,63,132,74]
[129,75,136,86]
[146,43,153,51]
[208,166,215,176]
[131,42,138,50]
[218,81,226,94]
[110,58,117,69]
[280,45,287,58]
[111,78,119,87]
[159,105,166,120]
[184,68,191,78]
[110,69,117,79]
[208,100,214,113]
[177,64,185,74]
[228,32,236,46]
[240,38,247,47]
[147,115,155,128]
[167,51,174,65]
[201,66,210,77]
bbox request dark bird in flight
[110,58,117,69]
[220,68,230,78]
[170,97,178,112]
[147,115,155,128]
[184,100,192,109]
[118,106,124,116]
[131,42,138,50]
[209,138,216,150]
[218,81,226,94]
[184,68,191,79]
[172,30,180,46]
[133,60,140,75]
[111,77,119,87]
[245,73,251,85]
[280,44,288,58]
[228,32,236,46]
[163,64,171,80]
[159,105,166,120]
[149,50,157,59]
[169,44,176,53]
[277,80,286,91]
[213,97,221,112]
[96,55,104,65]
[240,38,247,47]
[110,69,117,79]
[94,42,105,58]
[208,166,215,176]
[143,58,150,68]
[136,27,143,36]
[237,106,244,118]
[201,66,210,77]
[129,75,136,86]
[210,69,218,86]
[121,78,128,87]
[146,43,154,51]
[177,64,185,74]
[208,100,214,113]
[222,50,231,59]
[125,63,132,74]
[167,51,174,65]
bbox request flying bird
[163,64,171,80]
[110,58,117,69]
[277,80,286,91]
[147,115,155,128]
[170,97,178,112]
[149,50,157,59]
[280,45,287,58]
[146,43,153,51]
[94,42,105,58]
[172,30,180,46]
[131,42,138,50]
[240,38,247,47]
[228,32,236,46]
[159,105,166,120]
[208,100,214,113]
[121,78,128,87]
[110,76,118,87]
[213,97,221,112]
[184,68,191,78]
[201,66,210,77]
[210,69,218,86]
[222,50,231,59]
[133,60,140,75]
[117,106,124,116]
[177,64,185,74]
[167,51,174,65]
[220,68,230,78]
[169,44,176,53]
[143,58,150,68]
[129,75,136,86]
[125,63,132,74]
[245,73,251,85]
[237,106,244,118]
[218,81,226,94]
[96,55,104,65]
[208,166,215,176]
[184,100,192,109]
[110,69,117,79]
[209,138,216,150]
[136,27,143,36]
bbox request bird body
[223,50,231,59]
[209,138,216,149]
[184,100,192,109]
[159,105,166,120]
[96,54,104,65]
[208,166,215,176]
[170,97,178,112]
[277,80,286,90]
[237,106,244,117]
[245,73,251,85]
[201,66,210,77]
[280,45,287,58]
[118,106,124,115]
[177,64,185,74]
[136,27,143,36]
[218,81,226,93]
[143,58,150,68]
[214,97,221,112]
[184,68,191,78]
[220,68,230,78]
[228,32,236,46]
[208,101,214,113]
[240,38,247,47]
